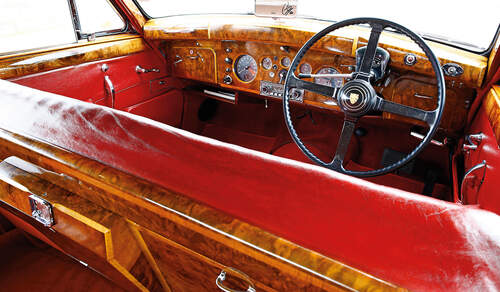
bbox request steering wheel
[283,18,445,177]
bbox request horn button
[337,79,377,116]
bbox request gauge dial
[281,57,291,67]
[261,57,272,70]
[314,67,343,87]
[299,63,312,74]
[234,55,258,82]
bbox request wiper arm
[420,32,482,50]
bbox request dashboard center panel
[260,81,304,102]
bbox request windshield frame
[131,0,499,55]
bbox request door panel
[2,35,174,116]
[1,35,144,80]
[463,86,500,213]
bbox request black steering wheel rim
[283,17,446,177]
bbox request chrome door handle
[104,75,115,108]
[463,133,484,152]
[216,268,256,292]
[135,65,160,73]
[460,160,487,202]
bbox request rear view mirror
[255,0,297,18]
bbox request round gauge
[234,55,258,82]
[261,57,272,70]
[281,57,291,67]
[314,67,343,87]
[299,63,312,74]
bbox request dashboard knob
[404,53,417,66]
[442,63,464,77]
[223,75,233,84]
[224,57,233,64]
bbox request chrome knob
[223,75,233,84]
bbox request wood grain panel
[0,157,162,292]
[485,35,500,83]
[483,86,500,145]
[0,229,125,292]
[0,35,146,80]
[140,227,276,292]
[356,34,487,88]
[384,74,474,132]
[170,47,217,83]
[129,254,165,292]
[120,0,147,28]
[145,17,210,40]
[166,39,474,134]
[0,130,404,292]
[0,200,141,292]
[145,15,487,88]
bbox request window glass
[74,0,125,35]
[135,0,500,52]
[0,0,76,54]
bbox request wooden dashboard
[145,15,488,135]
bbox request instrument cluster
[231,50,347,103]
[217,41,355,109]
[256,54,292,84]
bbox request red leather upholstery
[0,79,499,291]
[11,50,170,110]
[463,99,500,214]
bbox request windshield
[135,0,499,52]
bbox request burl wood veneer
[0,128,404,291]
[0,157,165,292]
[144,15,487,88]
[483,86,500,145]
[165,39,474,134]
[0,35,146,80]
[170,47,217,83]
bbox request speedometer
[234,55,258,82]
[314,67,343,87]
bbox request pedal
[381,148,414,175]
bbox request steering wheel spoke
[376,97,437,125]
[329,117,358,170]
[288,74,339,99]
[355,23,384,81]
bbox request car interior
[0,0,499,291]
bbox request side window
[0,0,76,54]
[0,0,128,55]
[74,0,126,37]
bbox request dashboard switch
[224,57,233,64]
[223,75,233,84]
[443,63,463,77]
[404,53,417,66]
